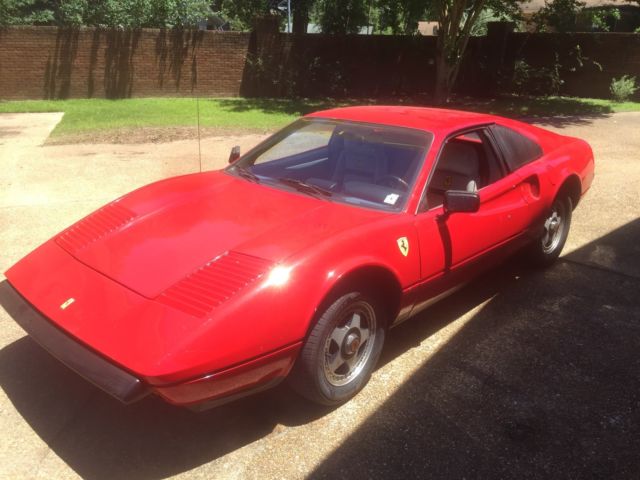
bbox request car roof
[306,106,500,136]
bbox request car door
[414,127,534,281]
[489,123,549,231]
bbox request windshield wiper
[233,166,260,183]
[277,177,333,198]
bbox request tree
[376,0,428,34]
[533,0,622,32]
[308,0,519,101]
[532,0,583,31]
[292,0,315,34]
[0,0,213,28]
[311,0,427,35]
[433,0,520,103]
[0,0,53,26]
[215,0,271,31]
[313,0,368,34]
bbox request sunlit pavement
[0,112,639,479]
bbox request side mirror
[228,145,240,164]
[443,190,480,214]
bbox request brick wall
[1,25,639,100]
[0,26,251,99]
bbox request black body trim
[186,375,286,412]
[0,281,149,404]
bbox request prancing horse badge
[397,237,409,257]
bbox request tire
[288,292,386,406]
[529,195,572,266]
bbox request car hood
[55,171,383,299]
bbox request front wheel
[529,195,572,266]
[288,292,386,406]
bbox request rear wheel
[289,292,385,406]
[529,195,572,266]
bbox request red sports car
[4,106,594,409]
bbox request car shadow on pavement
[1,219,638,479]
[0,283,332,479]
[310,219,640,479]
[0,259,537,478]
[0,265,529,478]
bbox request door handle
[518,175,541,202]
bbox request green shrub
[610,75,638,102]
[511,58,564,96]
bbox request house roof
[519,0,630,14]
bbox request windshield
[226,118,433,212]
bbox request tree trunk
[434,40,454,104]
[292,0,310,34]
[433,0,487,104]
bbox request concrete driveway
[0,112,639,479]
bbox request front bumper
[1,281,149,404]
[2,280,303,409]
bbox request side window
[422,129,504,210]
[490,124,543,171]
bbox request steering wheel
[376,175,409,192]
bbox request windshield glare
[227,118,433,211]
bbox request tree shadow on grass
[451,95,615,128]
[214,97,348,116]
[214,95,439,117]
[215,95,615,129]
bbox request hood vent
[56,203,136,254]
[156,251,272,317]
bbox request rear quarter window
[491,124,543,171]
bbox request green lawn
[0,98,318,137]
[0,96,638,142]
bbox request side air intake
[156,252,272,317]
[56,203,136,254]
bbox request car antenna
[196,95,202,173]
